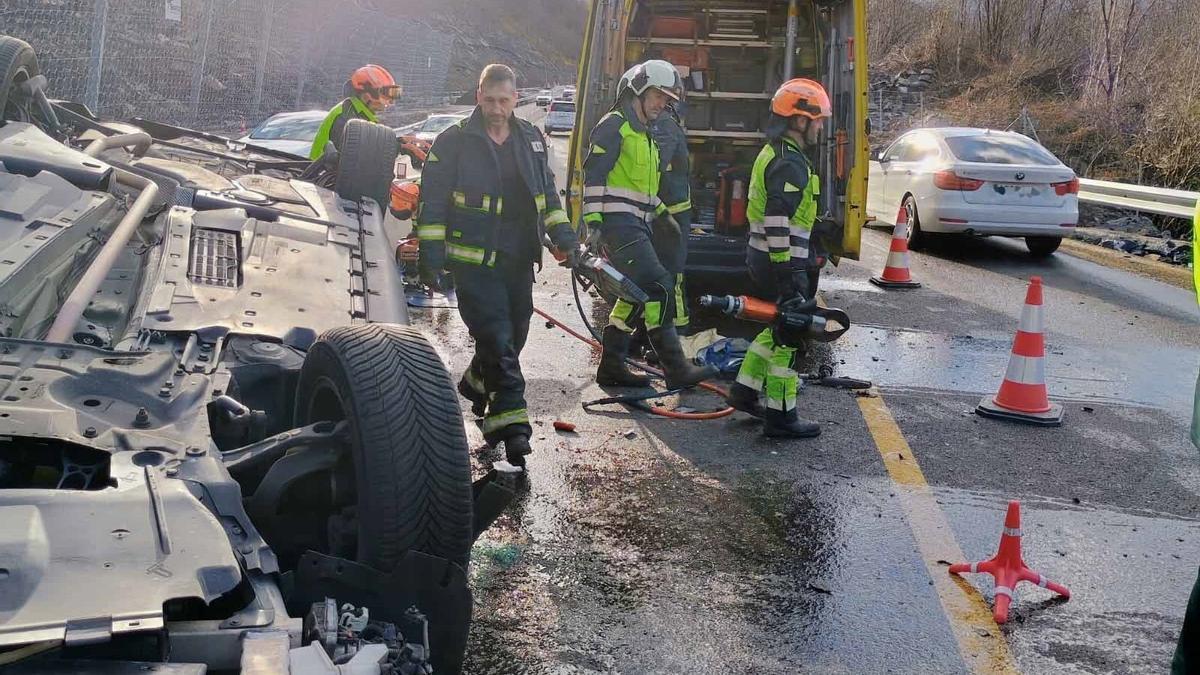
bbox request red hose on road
[533,306,734,421]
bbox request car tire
[336,118,399,211]
[1025,236,1062,258]
[0,35,40,124]
[902,195,927,250]
[294,324,473,572]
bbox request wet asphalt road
[406,105,1200,674]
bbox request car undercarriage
[0,34,509,674]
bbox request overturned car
[0,35,509,674]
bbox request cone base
[976,396,1063,426]
[870,276,922,289]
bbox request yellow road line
[857,393,1020,674]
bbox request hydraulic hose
[532,302,734,421]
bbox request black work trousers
[451,256,535,445]
[600,225,677,333]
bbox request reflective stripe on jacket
[747,136,819,267]
[416,107,574,270]
[582,100,664,234]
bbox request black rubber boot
[649,326,718,389]
[596,326,651,387]
[763,408,821,439]
[457,378,487,418]
[505,434,532,467]
[726,382,766,419]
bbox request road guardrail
[1078,178,1198,219]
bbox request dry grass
[868,0,1200,190]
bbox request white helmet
[618,60,682,101]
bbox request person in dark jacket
[416,64,577,467]
[651,101,692,333]
[310,64,401,160]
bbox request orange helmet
[770,78,831,120]
[350,65,402,109]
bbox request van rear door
[566,0,634,225]
[825,0,868,259]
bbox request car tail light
[1052,177,1080,196]
[933,170,984,191]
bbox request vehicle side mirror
[870,147,885,161]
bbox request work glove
[773,264,801,303]
[779,294,817,316]
[556,243,583,269]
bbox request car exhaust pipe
[45,169,159,344]
[83,131,153,158]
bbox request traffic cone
[869,204,921,289]
[976,276,1063,426]
[949,500,1070,624]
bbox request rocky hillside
[415,0,586,91]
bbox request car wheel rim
[904,201,917,239]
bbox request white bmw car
[867,128,1079,257]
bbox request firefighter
[649,81,693,333]
[310,64,401,160]
[585,60,715,389]
[724,78,832,439]
[415,64,577,467]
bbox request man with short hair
[416,64,577,467]
[310,64,401,160]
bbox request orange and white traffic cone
[976,276,1063,425]
[948,500,1070,624]
[869,204,921,289]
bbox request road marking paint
[857,393,1020,674]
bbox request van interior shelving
[570,0,866,289]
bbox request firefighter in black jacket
[416,64,578,467]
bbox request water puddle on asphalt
[792,324,1194,421]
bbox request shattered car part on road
[0,34,514,674]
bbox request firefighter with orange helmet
[310,64,402,160]
[725,78,832,439]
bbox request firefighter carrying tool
[724,78,832,438]
[583,60,717,390]
[416,64,577,467]
[311,64,402,160]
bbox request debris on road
[553,420,577,433]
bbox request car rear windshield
[251,115,323,141]
[944,135,1059,166]
[550,102,575,113]
[422,116,461,133]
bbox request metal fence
[868,89,931,134]
[3,0,455,134]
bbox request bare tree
[1086,0,1158,106]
